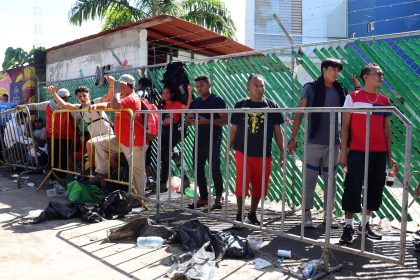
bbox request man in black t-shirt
[186,75,227,209]
[229,74,285,225]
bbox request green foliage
[69,0,236,38]
[180,0,236,38]
[2,46,45,71]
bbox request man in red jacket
[24,88,76,178]
[89,75,147,197]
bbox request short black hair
[138,77,152,88]
[1,94,8,100]
[75,86,90,95]
[359,63,380,79]
[247,74,264,85]
[194,75,211,84]
[35,118,43,123]
[321,58,343,72]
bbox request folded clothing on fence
[31,190,132,224]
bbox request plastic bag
[31,201,79,224]
[179,220,226,261]
[216,232,254,259]
[166,241,216,280]
[67,180,104,203]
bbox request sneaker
[247,212,261,225]
[358,222,382,240]
[339,224,355,244]
[304,211,314,228]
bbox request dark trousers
[160,138,189,185]
[342,151,387,213]
[193,142,223,200]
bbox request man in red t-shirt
[90,74,147,197]
[339,63,398,244]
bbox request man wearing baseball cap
[22,87,79,178]
[89,74,148,199]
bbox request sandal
[212,196,224,210]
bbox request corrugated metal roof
[47,14,252,56]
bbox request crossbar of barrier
[129,106,413,272]
[36,108,133,191]
[0,106,43,187]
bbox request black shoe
[414,240,420,252]
[236,212,242,222]
[247,212,261,225]
[358,222,382,240]
[339,224,355,244]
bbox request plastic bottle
[379,218,392,231]
[386,165,397,187]
[302,264,314,279]
[53,182,66,196]
[136,236,164,248]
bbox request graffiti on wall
[0,66,37,104]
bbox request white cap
[118,74,135,85]
[57,88,70,97]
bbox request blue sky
[0,0,245,66]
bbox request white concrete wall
[245,0,255,48]
[302,0,347,44]
[46,28,148,82]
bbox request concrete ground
[0,169,419,280]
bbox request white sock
[365,215,370,225]
[345,219,353,226]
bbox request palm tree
[2,46,45,71]
[68,0,236,38]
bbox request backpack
[161,62,190,105]
[135,98,159,142]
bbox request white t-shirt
[79,98,113,138]
[3,117,32,148]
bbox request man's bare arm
[288,98,308,153]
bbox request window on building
[367,22,375,32]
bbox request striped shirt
[343,90,391,152]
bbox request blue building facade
[348,0,420,38]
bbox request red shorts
[234,151,272,197]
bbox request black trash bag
[31,190,131,224]
[216,232,254,259]
[107,217,176,241]
[32,201,80,224]
[78,203,105,223]
[166,241,216,280]
[79,190,132,223]
[179,220,226,261]
[101,190,132,219]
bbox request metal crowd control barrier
[0,106,43,187]
[37,108,134,192]
[129,106,413,275]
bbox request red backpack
[136,98,159,142]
